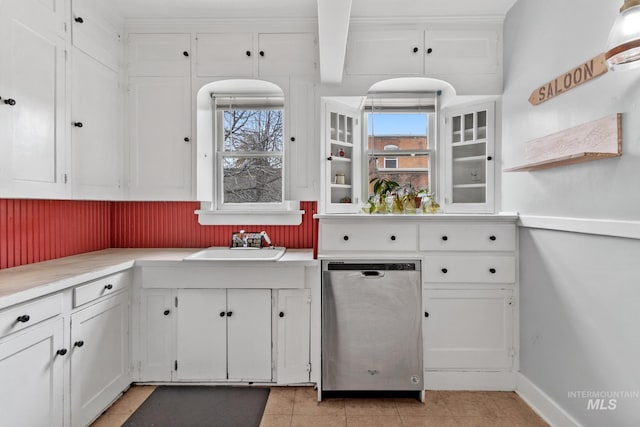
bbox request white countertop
[0,248,316,309]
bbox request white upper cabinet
[196,32,317,77]
[0,0,67,199]
[71,0,122,71]
[128,33,191,77]
[71,48,122,199]
[345,30,423,75]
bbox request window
[215,96,284,208]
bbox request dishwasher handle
[361,270,385,278]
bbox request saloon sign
[529,53,608,105]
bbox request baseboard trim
[424,370,516,390]
[516,373,583,427]
[518,215,640,240]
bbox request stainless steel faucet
[261,231,274,248]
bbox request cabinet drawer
[73,271,130,308]
[419,223,515,252]
[0,293,63,339]
[320,223,418,252]
[423,255,516,284]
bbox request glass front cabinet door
[444,102,495,213]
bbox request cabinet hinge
[138,361,142,376]
[508,296,515,307]
[63,173,68,184]
[306,363,312,373]
[307,295,312,304]
[64,22,68,32]
[175,297,178,308]
[174,360,178,371]
[510,348,516,358]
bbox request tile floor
[90,385,549,427]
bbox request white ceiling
[112,0,518,19]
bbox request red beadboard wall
[0,200,318,270]
[0,199,112,269]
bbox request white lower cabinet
[139,289,174,381]
[176,289,272,381]
[70,292,130,427]
[0,319,64,427]
[276,289,311,384]
[422,289,513,370]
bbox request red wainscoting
[0,199,112,269]
[0,200,318,270]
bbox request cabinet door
[444,102,495,213]
[71,0,121,71]
[322,99,362,213]
[70,292,130,427]
[423,289,513,369]
[176,289,227,380]
[139,290,174,381]
[258,33,317,76]
[128,33,191,77]
[196,33,254,77]
[128,76,192,200]
[425,30,499,75]
[0,319,64,427]
[345,30,423,75]
[227,289,272,381]
[0,1,66,198]
[71,48,122,199]
[287,80,317,201]
[276,289,310,384]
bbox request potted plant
[369,177,399,214]
[401,185,418,214]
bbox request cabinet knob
[441,235,448,241]
[183,51,189,57]
[327,156,333,161]
[489,268,497,274]
[74,340,84,348]
[74,16,84,23]
[487,156,493,161]
[413,47,419,53]
[56,349,68,356]
[219,311,226,317]
[290,137,295,142]
[104,284,113,290]
[343,235,349,241]
[279,311,285,318]
[441,268,448,274]
[16,315,30,323]
[184,137,190,142]
[246,50,251,57]
[424,312,429,318]
[259,50,265,57]
[489,235,497,241]
[163,310,171,316]
[390,235,396,241]
[226,311,233,317]
[427,48,433,54]
[73,121,83,128]
[3,98,16,106]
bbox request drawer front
[423,255,516,284]
[74,271,130,308]
[0,293,63,339]
[419,223,516,252]
[320,223,418,252]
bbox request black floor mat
[122,386,270,427]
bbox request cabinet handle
[487,156,493,161]
[412,47,419,53]
[56,349,68,356]
[184,137,190,142]
[104,284,113,290]
[279,312,285,318]
[441,268,448,274]
[16,315,30,323]
[74,16,84,23]
[424,312,429,318]
[489,268,497,274]
[163,310,171,316]
[246,50,251,57]
[183,51,189,57]
[72,121,83,128]
[426,48,433,54]
[290,137,295,142]
[489,235,497,241]
[219,311,226,317]
[3,98,16,106]
[226,311,233,317]
[390,235,396,241]
[441,235,448,241]
[343,235,349,241]
[74,340,84,348]
[259,50,265,57]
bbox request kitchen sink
[183,246,286,261]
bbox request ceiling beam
[317,0,352,84]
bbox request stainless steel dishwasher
[322,260,423,393]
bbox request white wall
[503,1,640,426]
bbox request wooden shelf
[329,156,351,163]
[453,155,485,163]
[504,114,621,172]
[453,183,486,189]
[331,184,352,189]
[330,140,353,148]
[451,140,487,147]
